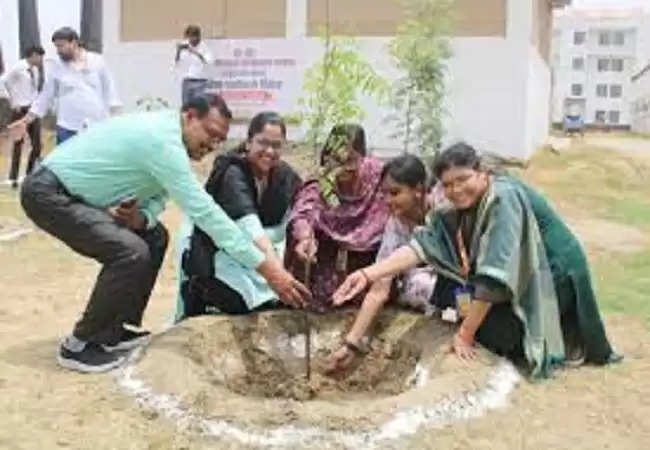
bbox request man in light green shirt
[20,92,310,373]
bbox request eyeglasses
[253,137,284,151]
[441,172,479,191]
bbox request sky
[573,0,650,10]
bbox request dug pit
[124,309,517,444]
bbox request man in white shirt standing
[1,45,44,188]
[10,27,122,145]
[175,25,214,105]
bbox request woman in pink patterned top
[327,154,440,371]
[286,124,390,313]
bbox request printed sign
[205,39,307,119]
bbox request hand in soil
[259,260,312,308]
[325,345,356,374]
[333,270,368,305]
[452,332,476,360]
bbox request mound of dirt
[130,309,508,432]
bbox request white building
[551,7,644,129]
[1,0,571,160]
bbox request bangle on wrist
[344,339,368,356]
[360,268,372,285]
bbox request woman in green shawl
[333,142,620,378]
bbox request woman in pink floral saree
[286,124,389,312]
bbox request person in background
[334,142,621,378]
[175,25,214,105]
[8,27,121,145]
[286,124,390,313]
[0,45,44,188]
[177,111,302,319]
[327,154,439,372]
[20,92,309,374]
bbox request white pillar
[286,0,307,39]
[506,0,537,159]
[102,0,119,48]
[0,0,20,68]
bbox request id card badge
[454,286,472,319]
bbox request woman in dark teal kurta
[333,142,620,378]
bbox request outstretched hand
[260,261,312,309]
[332,270,370,305]
[451,331,476,360]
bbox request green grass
[522,146,650,324]
[523,145,650,231]
[593,250,650,324]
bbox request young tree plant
[388,0,453,156]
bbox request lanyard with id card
[455,220,472,319]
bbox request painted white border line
[116,347,521,448]
[0,227,32,242]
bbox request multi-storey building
[551,7,644,129]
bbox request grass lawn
[521,143,650,324]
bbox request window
[574,31,586,45]
[599,31,610,46]
[611,58,624,72]
[597,58,610,72]
[613,31,625,46]
[609,84,622,98]
[571,84,583,96]
[595,110,606,123]
[596,84,608,97]
[609,111,620,124]
[572,57,585,70]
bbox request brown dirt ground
[0,135,649,449]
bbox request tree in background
[388,0,453,156]
[298,31,389,152]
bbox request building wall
[527,46,552,155]
[121,0,287,41]
[0,0,20,69]
[306,0,507,38]
[0,0,556,160]
[531,0,553,63]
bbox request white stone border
[0,227,32,242]
[116,347,521,448]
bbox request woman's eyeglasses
[253,137,284,151]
